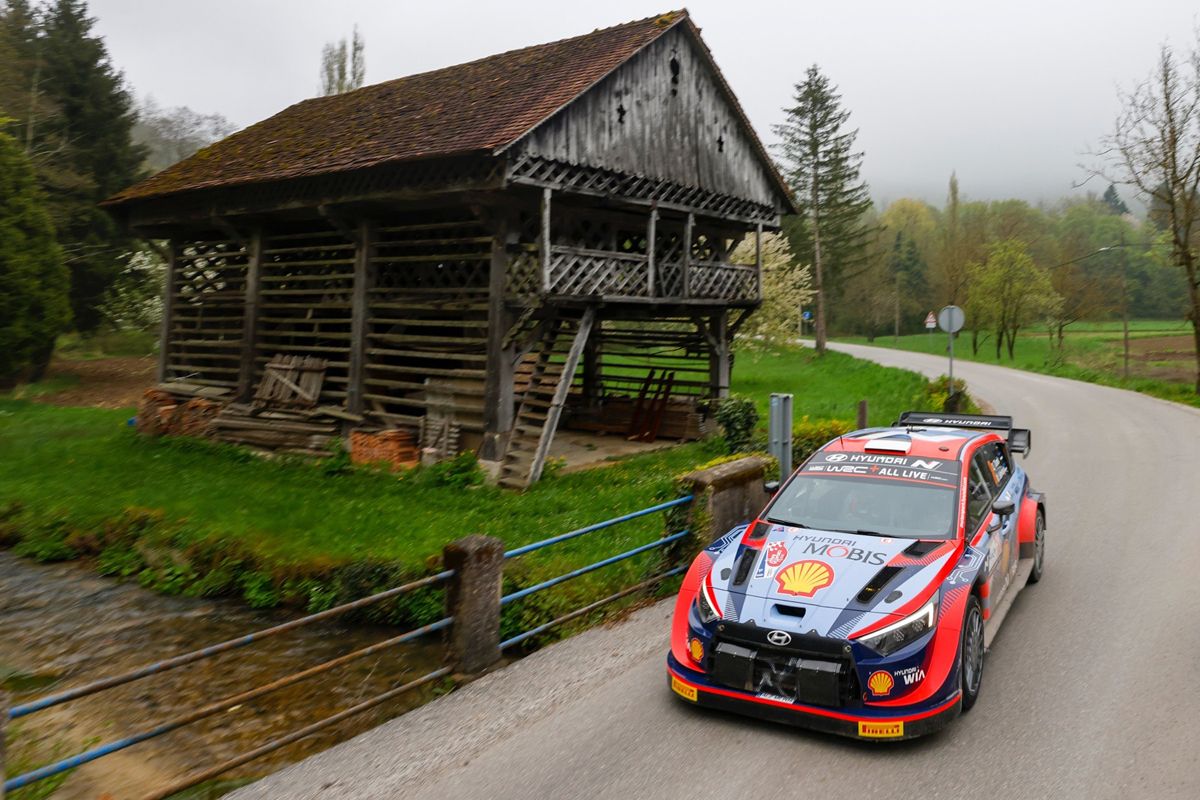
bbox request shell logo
[867,670,894,697]
[688,638,705,663]
[774,560,834,597]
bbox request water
[0,553,446,799]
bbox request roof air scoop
[863,438,911,454]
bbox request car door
[977,442,1019,604]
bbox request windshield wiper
[765,517,809,529]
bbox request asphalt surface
[231,344,1200,800]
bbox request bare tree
[1088,34,1200,393]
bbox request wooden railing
[544,246,757,302]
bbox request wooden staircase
[498,308,595,490]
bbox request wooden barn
[103,10,795,488]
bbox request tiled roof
[106,12,689,205]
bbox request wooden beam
[156,241,177,382]
[682,212,694,299]
[482,214,515,460]
[347,220,374,415]
[708,309,730,400]
[647,204,658,297]
[755,223,764,301]
[540,187,552,292]
[236,230,264,400]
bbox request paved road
[233,344,1200,800]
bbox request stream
[0,553,446,799]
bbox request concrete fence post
[674,456,773,554]
[443,535,505,675]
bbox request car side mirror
[992,498,1015,517]
[764,480,781,495]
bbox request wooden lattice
[547,248,649,297]
[508,155,778,225]
[689,261,758,300]
[164,239,250,388]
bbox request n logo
[911,459,940,470]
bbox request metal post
[444,535,505,675]
[948,328,955,394]
[768,393,793,482]
[1,689,8,799]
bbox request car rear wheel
[1027,509,1045,584]
[960,595,985,712]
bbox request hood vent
[732,548,757,586]
[856,566,902,604]
[774,604,806,618]
[904,540,941,558]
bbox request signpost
[924,311,936,350]
[937,305,965,399]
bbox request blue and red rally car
[667,412,1046,740]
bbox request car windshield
[766,474,958,540]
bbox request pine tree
[774,65,873,354]
[0,126,71,387]
[33,0,144,333]
[1102,184,1129,216]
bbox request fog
[90,0,1199,206]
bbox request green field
[0,345,950,627]
[839,321,1198,407]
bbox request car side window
[966,452,994,534]
[978,442,1012,493]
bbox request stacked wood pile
[137,387,226,438]
[208,403,343,457]
[566,395,712,441]
[350,429,419,470]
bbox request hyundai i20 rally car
[667,412,1046,740]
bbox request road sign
[924,312,937,329]
[937,305,965,334]
[802,310,812,321]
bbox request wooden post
[156,240,177,383]
[754,223,764,301]
[646,205,658,298]
[237,230,264,401]
[582,318,600,408]
[857,399,869,429]
[482,215,515,461]
[347,220,374,415]
[709,309,730,399]
[540,187,552,293]
[681,212,694,299]
[444,535,505,675]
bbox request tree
[730,232,813,350]
[0,126,71,387]
[774,65,873,355]
[933,173,969,305]
[1088,33,1200,393]
[1103,184,1130,215]
[320,26,365,96]
[966,240,1060,360]
[35,0,144,334]
[133,98,235,173]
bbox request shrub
[792,417,854,465]
[714,394,758,453]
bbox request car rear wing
[895,411,1032,457]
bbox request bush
[792,417,854,465]
[714,394,758,453]
[0,128,71,387]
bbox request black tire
[960,595,985,712]
[1027,509,1045,584]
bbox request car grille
[707,621,859,707]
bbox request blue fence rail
[2,494,696,800]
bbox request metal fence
[1,495,694,800]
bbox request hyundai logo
[766,630,792,646]
[825,453,848,462]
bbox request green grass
[837,322,1199,408]
[54,329,158,360]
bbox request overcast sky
[89,0,1198,208]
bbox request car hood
[708,524,960,639]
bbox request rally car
[667,411,1045,740]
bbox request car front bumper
[667,653,961,741]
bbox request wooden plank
[755,223,764,301]
[483,214,515,460]
[348,220,374,415]
[366,347,487,362]
[682,213,694,298]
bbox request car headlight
[858,597,938,656]
[694,580,722,623]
